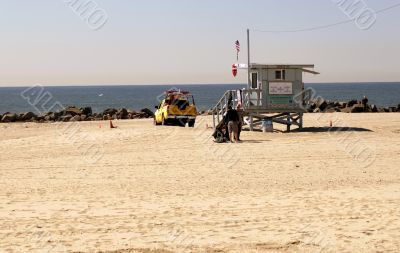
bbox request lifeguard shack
[212,64,319,131]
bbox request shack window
[251,73,258,89]
[275,70,286,80]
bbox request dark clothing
[362,97,369,112]
[237,121,242,140]
[224,109,239,123]
[237,110,244,140]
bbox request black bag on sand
[212,116,230,143]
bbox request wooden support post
[299,112,303,130]
[247,28,251,89]
[224,96,227,110]
[212,112,216,129]
[286,113,291,132]
[231,91,235,109]
[217,107,220,125]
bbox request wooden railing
[211,90,239,129]
[242,89,264,110]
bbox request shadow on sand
[292,127,373,133]
[242,140,272,143]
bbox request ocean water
[0,83,399,114]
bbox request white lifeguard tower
[211,30,319,131]
[212,64,319,131]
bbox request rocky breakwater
[1,106,154,123]
[308,99,400,113]
[198,100,400,116]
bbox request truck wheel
[188,120,195,128]
[162,115,167,126]
[178,119,186,127]
[154,117,160,126]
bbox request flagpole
[247,28,251,88]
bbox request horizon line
[0,81,400,88]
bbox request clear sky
[0,0,399,86]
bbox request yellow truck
[154,90,197,127]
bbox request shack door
[248,72,263,108]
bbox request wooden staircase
[210,88,315,132]
[211,90,241,129]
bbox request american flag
[235,40,240,52]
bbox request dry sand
[0,113,399,253]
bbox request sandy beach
[1,113,399,253]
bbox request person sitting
[362,96,369,112]
[224,106,240,143]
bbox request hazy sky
[0,0,399,86]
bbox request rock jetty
[199,100,399,116]
[1,106,154,123]
[308,99,400,113]
[1,100,399,123]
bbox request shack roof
[250,64,314,68]
[249,64,319,75]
